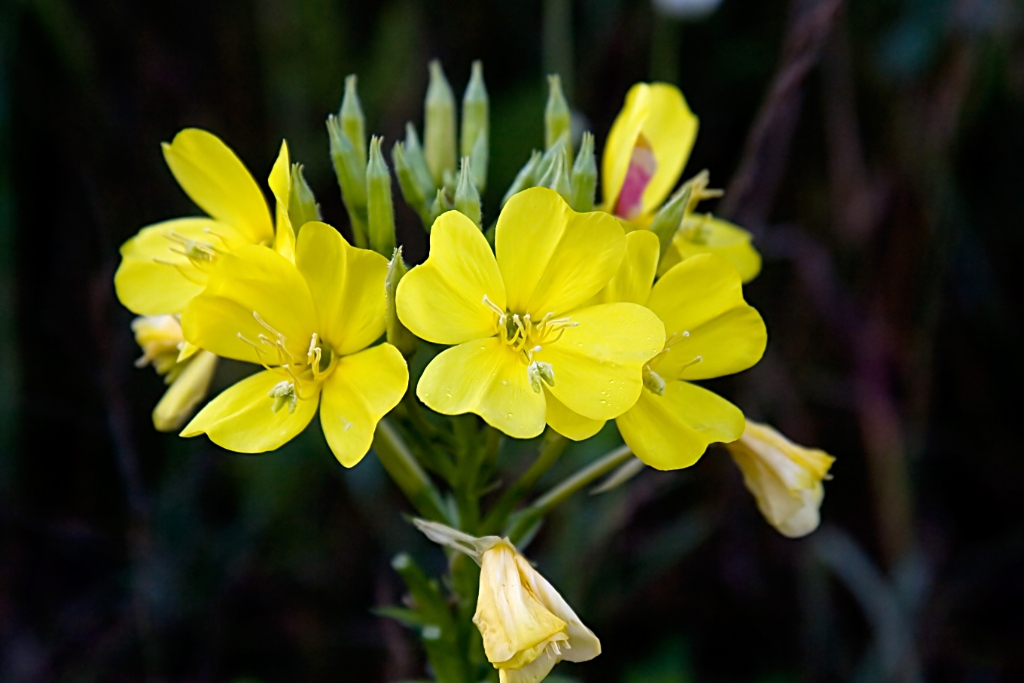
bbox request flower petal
[319,344,408,467]
[417,337,546,439]
[161,129,273,244]
[180,369,319,452]
[397,210,506,345]
[181,245,318,364]
[499,647,559,683]
[497,187,625,317]
[659,214,762,283]
[601,83,698,218]
[513,554,601,663]
[537,302,664,421]
[544,389,605,441]
[647,253,766,382]
[616,380,744,470]
[593,229,659,305]
[296,222,389,355]
[268,140,296,262]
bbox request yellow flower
[115,129,298,316]
[546,231,767,470]
[396,187,665,439]
[726,420,835,538]
[414,520,601,683]
[600,83,761,282]
[131,315,219,432]
[179,222,408,466]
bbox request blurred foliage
[2,0,1024,681]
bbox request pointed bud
[461,60,489,191]
[153,351,219,432]
[288,163,321,233]
[648,183,692,253]
[455,156,482,228]
[386,247,419,358]
[501,150,542,208]
[327,115,369,247]
[404,122,436,198]
[429,188,453,227]
[424,60,457,186]
[534,131,569,183]
[538,148,572,205]
[340,74,367,168]
[392,141,431,226]
[545,74,572,158]
[367,136,396,257]
[570,132,597,212]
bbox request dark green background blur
[2,0,1023,680]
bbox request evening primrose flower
[179,222,408,466]
[414,519,600,683]
[546,231,767,470]
[396,187,665,440]
[115,129,299,316]
[601,83,761,282]
[726,420,835,538]
[132,315,219,432]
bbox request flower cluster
[114,63,835,682]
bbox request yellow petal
[593,229,659,305]
[161,129,273,244]
[268,140,296,262]
[115,218,232,315]
[616,380,744,470]
[296,222,388,355]
[537,302,664,421]
[601,83,698,218]
[417,337,546,439]
[152,351,219,432]
[397,210,506,345]
[319,344,408,467]
[499,648,559,683]
[181,245,318,364]
[659,214,762,283]
[497,187,625,316]
[180,369,319,452]
[544,388,605,441]
[647,253,766,381]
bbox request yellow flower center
[644,329,703,393]
[483,295,577,393]
[162,229,222,267]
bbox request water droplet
[506,412,513,418]
[445,392,452,398]
[502,380,508,386]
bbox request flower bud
[386,247,419,358]
[726,420,835,538]
[392,141,431,226]
[424,60,457,186]
[454,156,482,228]
[404,122,436,198]
[569,131,597,212]
[154,350,218,432]
[327,114,369,247]
[534,131,569,184]
[287,163,321,233]
[367,136,397,257]
[429,188,452,227]
[539,148,572,205]
[500,150,541,209]
[545,74,571,159]
[648,182,691,254]
[460,60,489,191]
[339,74,367,168]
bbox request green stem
[452,416,483,532]
[481,431,568,533]
[372,418,449,522]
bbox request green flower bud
[455,156,482,228]
[424,60,457,186]
[367,136,396,257]
[461,60,489,191]
[429,188,453,227]
[392,141,431,226]
[386,247,419,358]
[501,150,541,209]
[545,74,571,160]
[534,131,569,183]
[648,183,692,254]
[539,148,572,205]
[569,132,597,212]
[340,74,367,168]
[288,163,321,233]
[404,122,435,198]
[327,114,368,247]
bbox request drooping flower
[546,231,767,470]
[726,420,835,538]
[114,129,299,316]
[179,222,408,466]
[131,315,219,432]
[414,519,601,683]
[600,83,761,282]
[395,187,665,440]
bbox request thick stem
[373,418,449,522]
[481,431,568,534]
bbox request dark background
[2,0,1023,680]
